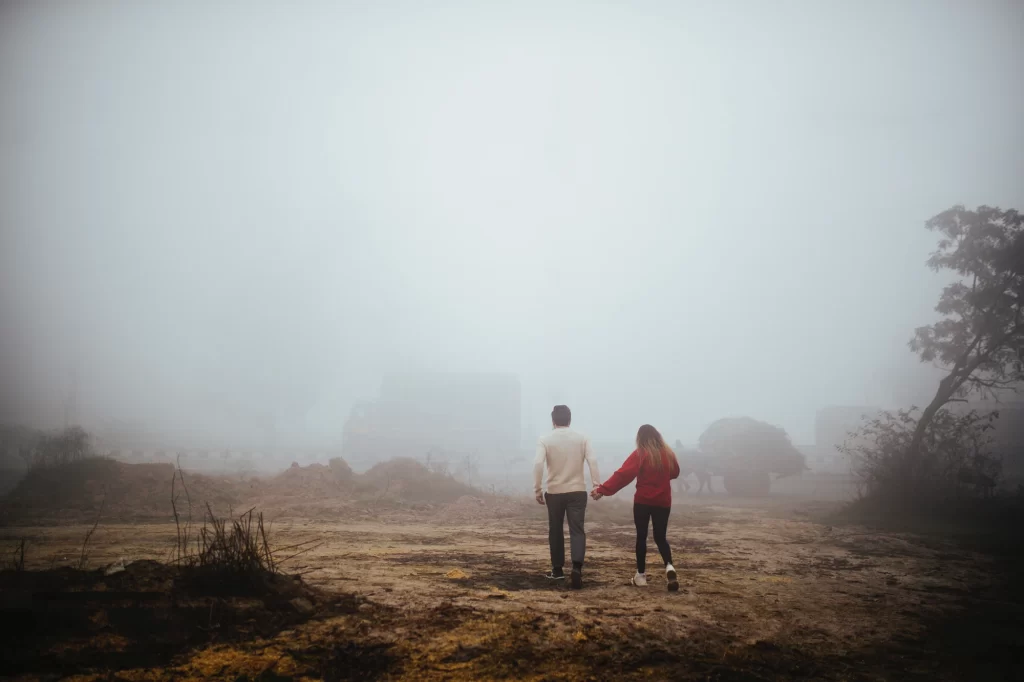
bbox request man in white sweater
[533,405,601,589]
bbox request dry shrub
[840,408,1003,513]
[171,465,318,586]
[191,504,275,575]
[30,426,93,469]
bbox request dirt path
[2,499,1021,680]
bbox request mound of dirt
[359,458,478,504]
[260,462,352,498]
[0,458,242,525]
[0,456,485,524]
[328,456,353,480]
[241,461,360,518]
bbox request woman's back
[597,446,680,508]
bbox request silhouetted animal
[695,469,713,494]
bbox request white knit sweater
[533,427,601,495]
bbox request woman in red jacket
[592,424,680,590]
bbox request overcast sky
[1,0,1022,449]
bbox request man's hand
[536,492,545,505]
[590,489,603,501]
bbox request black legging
[633,503,672,574]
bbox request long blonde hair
[636,424,677,472]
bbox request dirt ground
[2,492,1022,681]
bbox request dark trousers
[545,491,588,570]
[634,503,672,573]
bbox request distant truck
[342,372,521,467]
[696,417,808,496]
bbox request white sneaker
[631,572,648,587]
[666,563,679,592]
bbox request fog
[1,1,1022,451]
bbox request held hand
[590,489,603,501]
[536,492,545,505]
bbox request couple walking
[533,404,680,591]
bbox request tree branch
[965,374,1018,390]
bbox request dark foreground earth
[1,495,1022,681]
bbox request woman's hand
[590,489,604,501]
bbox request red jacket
[596,449,680,508]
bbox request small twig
[275,543,324,566]
[259,512,274,573]
[78,495,105,569]
[171,466,182,565]
[175,457,194,565]
[269,539,321,555]
[179,463,193,526]
[237,506,257,520]
[9,539,26,572]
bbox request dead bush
[191,503,275,575]
[171,464,319,585]
[840,407,1002,508]
[29,426,93,469]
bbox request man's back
[534,427,600,495]
[534,406,596,588]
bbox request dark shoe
[570,567,582,590]
[546,569,565,580]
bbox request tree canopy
[697,417,806,476]
[906,205,1023,473]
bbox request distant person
[533,405,600,589]
[592,425,680,591]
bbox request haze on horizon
[1,0,1022,451]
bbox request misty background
[1,0,1022,451]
